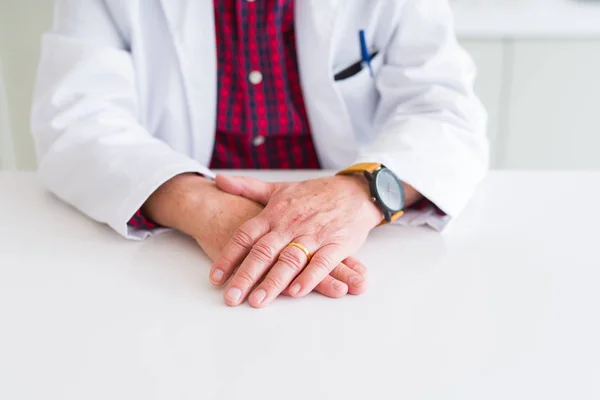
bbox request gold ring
[287,242,312,262]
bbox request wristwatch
[337,163,406,224]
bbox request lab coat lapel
[159,0,217,164]
[296,0,358,169]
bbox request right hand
[142,174,368,300]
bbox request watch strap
[336,162,382,176]
[379,210,404,226]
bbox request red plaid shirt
[210,0,320,169]
[129,0,319,229]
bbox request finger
[247,236,317,308]
[224,232,291,307]
[215,175,278,205]
[288,244,346,298]
[281,273,348,298]
[330,259,368,296]
[280,262,351,298]
[343,256,368,277]
[210,217,270,286]
[312,275,349,298]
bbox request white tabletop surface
[1,171,599,400]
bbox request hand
[194,188,367,299]
[141,173,368,300]
[210,174,382,308]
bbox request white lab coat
[31,0,488,240]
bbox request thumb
[215,174,276,205]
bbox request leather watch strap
[385,210,404,224]
[336,162,382,176]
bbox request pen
[359,29,374,77]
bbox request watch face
[375,169,404,212]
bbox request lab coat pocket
[334,53,383,145]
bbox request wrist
[402,182,423,208]
[141,173,214,233]
[168,178,254,243]
[337,174,384,226]
[338,164,424,223]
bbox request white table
[1,171,599,400]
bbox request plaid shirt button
[248,70,263,85]
[252,136,266,147]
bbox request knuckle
[232,270,255,287]
[312,225,327,245]
[271,199,291,216]
[232,229,254,250]
[277,250,305,272]
[352,263,367,275]
[311,254,334,275]
[250,241,276,262]
[251,216,271,232]
[333,265,352,281]
[262,275,285,290]
[330,227,350,241]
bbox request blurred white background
[1,0,599,170]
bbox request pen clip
[359,30,374,77]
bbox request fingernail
[250,289,267,305]
[211,269,224,283]
[225,288,242,303]
[349,276,365,288]
[332,280,347,291]
[290,283,301,295]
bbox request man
[31,0,488,308]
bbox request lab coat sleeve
[354,0,489,231]
[31,0,212,240]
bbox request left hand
[143,174,367,300]
[210,174,383,308]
